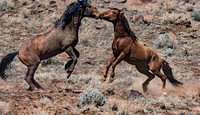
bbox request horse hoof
[27,87,35,91]
[35,88,45,92]
[100,77,106,82]
[143,92,149,96]
[109,78,115,83]
[162,92,168,96]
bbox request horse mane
[110,7,138,42]
[120,14,138,42]
[54,2,81,30]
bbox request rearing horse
[0,0,100,91]
[99,8,183,95]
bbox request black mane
[54,2,81,30]
[120,14,138,42]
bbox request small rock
[118,0,127,3]
[129,90,143,98]
[49,1,56,5]
[112,104,118,111]
[113,0,127,3]
[160,104,166,109]
[143,15,155,24]
[49,1,57,7]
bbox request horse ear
[78,0,88,7]
[120,11,124,15]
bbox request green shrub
[0,1,7,12]
[153,34,175,49]
[191,10,200,22]
[78,88,105,107]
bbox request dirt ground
[0,0,199,114]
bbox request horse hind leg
[136,66,155,93]
[142,74,155,93]
[148,60,167,95]
[19,50,42,91]
[154,71,167,95]
[32,76,43,89]
[26,63,44,91]
[25,65,40,91]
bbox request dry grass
[0,0,199,114]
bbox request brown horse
[0,0,100,91]
[99,8,183,95]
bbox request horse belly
[124,57,137,65]
[125,58,149,68]
[39,41,64,60]
[40,49,63,60]
[124,55,149,65]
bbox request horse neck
[113,15,138,43]
[66,13,83,35]
[113,20,129,39]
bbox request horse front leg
[65,47,80,70]
[109,51,126,83]
[65,46,79,78]
[101,54,115,82]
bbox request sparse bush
[78,88,105,107]
[80,39,92,47]
[153,34,175,50]
[191,10,200,22]
[117,110,129,115]
[160,12,179,24]
[165,48,174,56]
[0,1,7,12]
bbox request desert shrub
[160,12,179,24]
[191,9,200,22]
[78,88,105,107]
[80,39,92,47]
[0,1,7,12]
[165,48,174,56]
[153,34,175,49]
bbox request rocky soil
[0,0,199,114]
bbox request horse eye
[87,5,91,8]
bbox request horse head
[99,8,124,22]
[78,0,100,18]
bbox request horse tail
[0,51,18,80]
[162,60,183,87]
